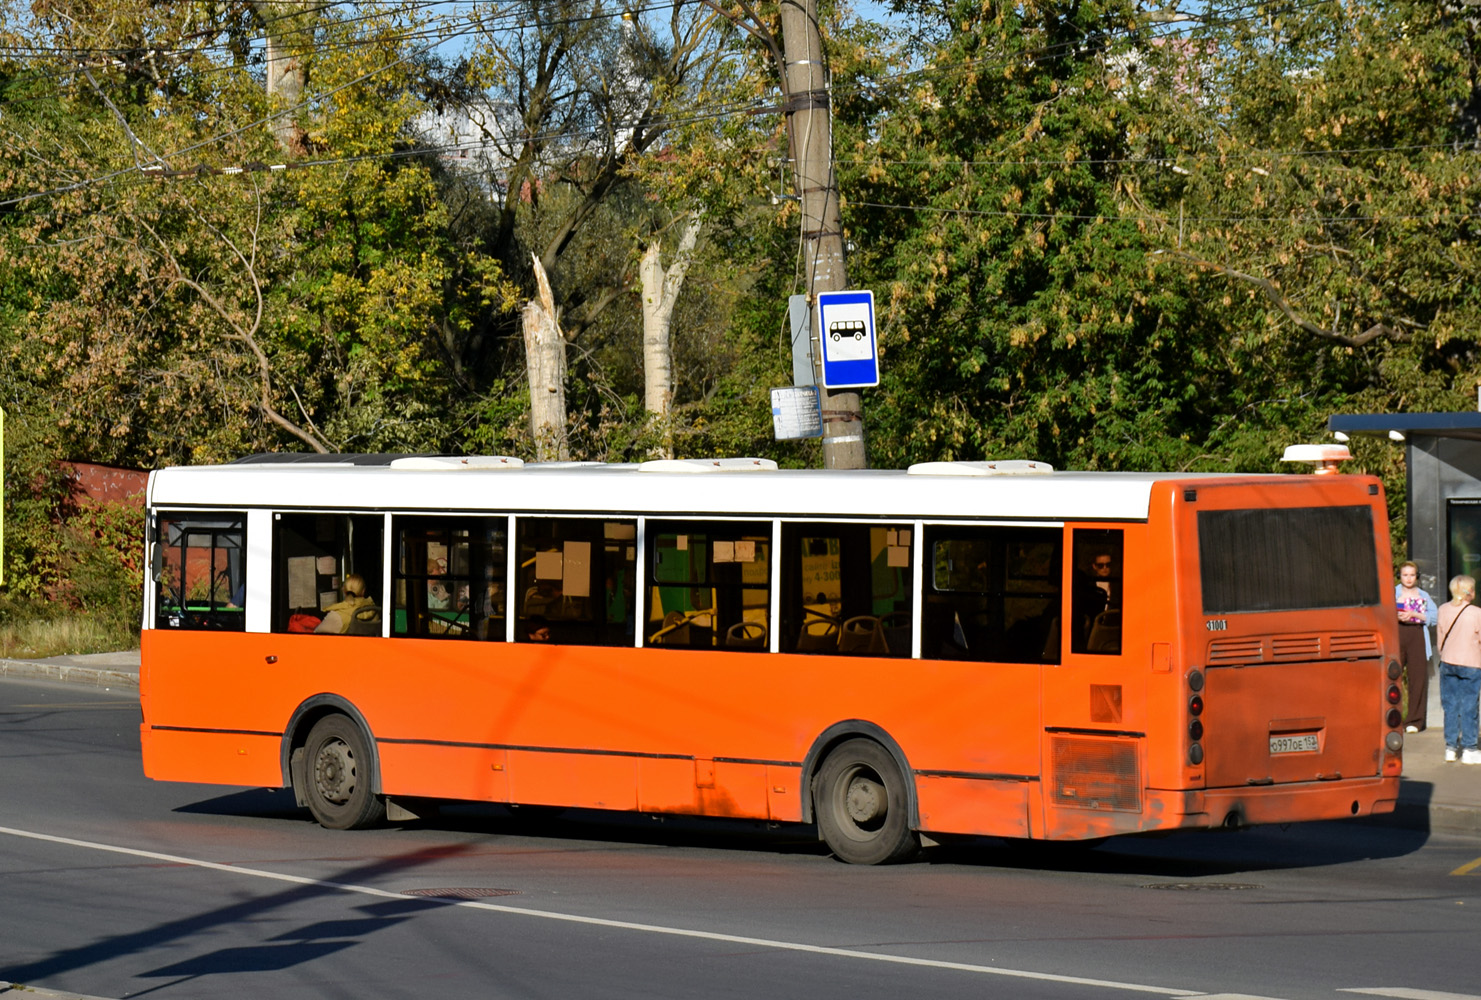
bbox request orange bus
[140,453,1404,864]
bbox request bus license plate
[1270,734,1319,754]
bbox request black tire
[300,715,385,830]
[814,738,920,865]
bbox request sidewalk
[1,650,1477,837]
[0,650,140,690]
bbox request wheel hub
[845,775,885,823]
[315,739,355,805]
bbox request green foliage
[0,0,1477,650]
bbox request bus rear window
[1198,505,1379,614]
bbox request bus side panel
[378,744,508,802]
[139,728,282,787]
[507,751,637,810]
[915,776,1030,838]
[142,630,1035,833]
[638,757,698,814]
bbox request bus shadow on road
[929,814,1431,876]
[171,785,1432,874]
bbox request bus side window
[514,517,636,646]
[779,523,913,657]
[922,526,1061,664]
[1072,529,1123,655]
[393,516,507,641]
[272,513,384,635]
[153,513,246,631]
[645,520,771,652]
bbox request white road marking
[0,824,1202,995]
[1340,990,1481,1000]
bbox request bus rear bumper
[1180,776,1401,829]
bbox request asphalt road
[3,675,1481,1000]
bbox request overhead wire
[0,0,1467,220]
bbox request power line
[847,199,1479,227]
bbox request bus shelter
[1327,411,1481,595]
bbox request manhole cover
[1142,882,1261,891]
[403,887,521,898]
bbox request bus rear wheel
[815,738,920,865]
[300,715,385,830]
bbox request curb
[1,982,119,1000]
[0,659,138,690]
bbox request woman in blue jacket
[1397,561,1439,732]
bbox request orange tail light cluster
[1187,668,1205,765]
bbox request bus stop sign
[816,290,879,389]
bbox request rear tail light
[1386,685,1402,706]
[1187,669,1204,766]
[1386,709,1403,729]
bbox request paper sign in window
[535,550,563,580]
[288,556,317,608]
[319,590,339,611]
[898,530,912,546]
[887,545,910,568]
[563,541,591,598]
[734,540,756,563]
[714,541,735,563]
[676,535,689,551]
[316,555,338,575]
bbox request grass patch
[0,612,138,660]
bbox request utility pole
[779,0,865,469]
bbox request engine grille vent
[1051,736,1141,812]
[1270,634,1322,660]
[1207,637,1264,664]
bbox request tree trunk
[523,255,568,461]
[780,0,865,469]
[255,2,310,155]
[641,215,701,458]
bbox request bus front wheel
[300,715,386,830]
[815,738,920,865]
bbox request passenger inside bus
[1072,531,1123,655]
[315,574,382,635]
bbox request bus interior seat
[881,611,911,657]
[1086,610,1121,653]
[725,620,767,649]
[796,619,839,653]
[344,605,383,636]
[650,610,690,646]
[838,616,886,655]
[1041,616,1061,661]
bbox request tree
[455,1,738,456]
[0,1,518,465]
[640,212,701,456]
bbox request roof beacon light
[1281,444,1351,475]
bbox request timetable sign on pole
[770,385,823,440]
[816,290,879,389]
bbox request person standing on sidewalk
[1436,574,1481,764]
[1396,561,1438,732]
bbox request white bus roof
[144,458,1320,522]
